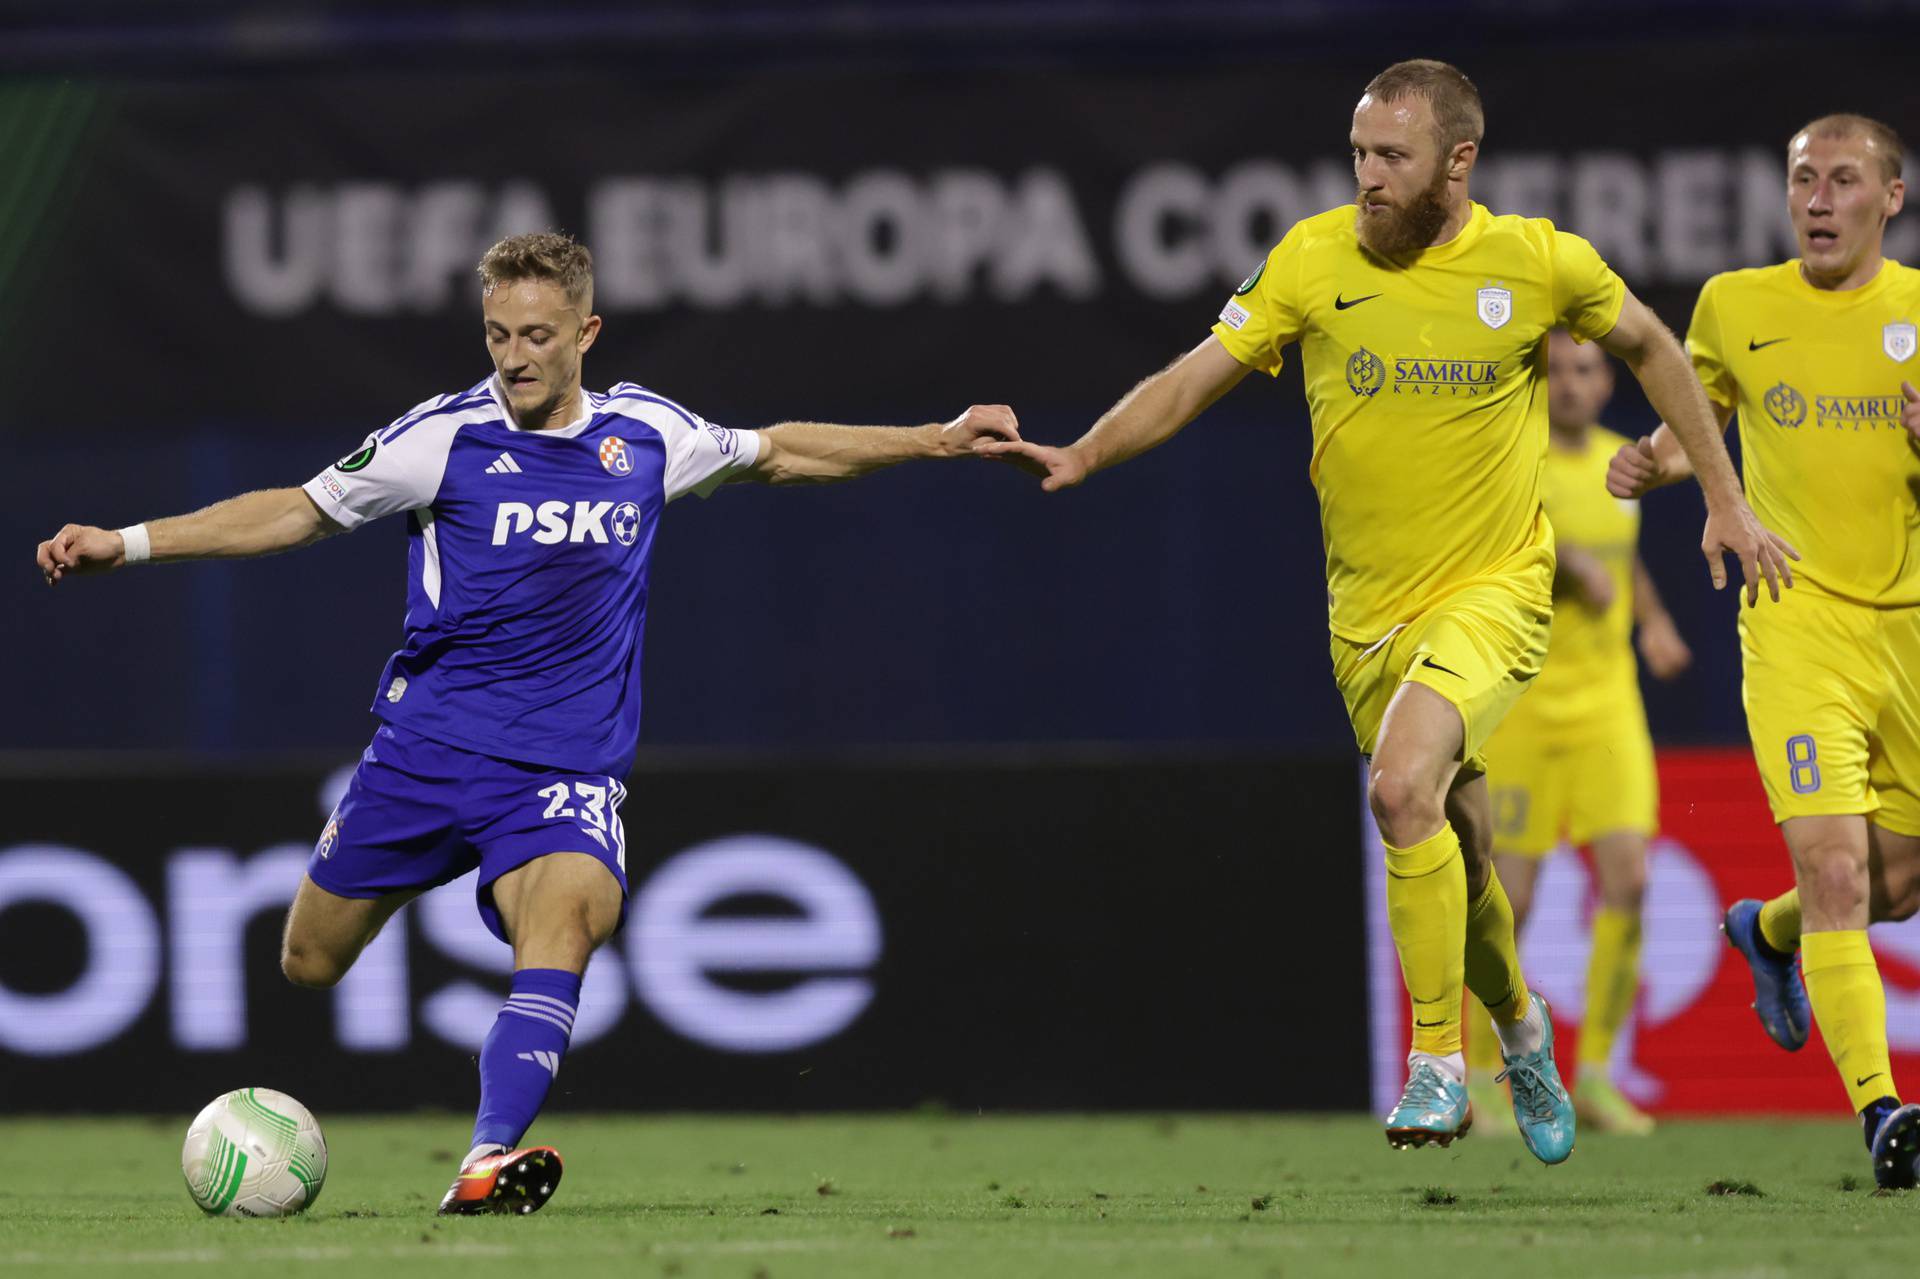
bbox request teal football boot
[1385,1058,1473,1150]
[1497,993,1576,1165]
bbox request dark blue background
[11,378,1747,755]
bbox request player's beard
[1354,163,1453,259]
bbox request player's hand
[973,438,1091,492]
[1901,381,1920,447]
[1701,499,1798,606]
[36,524,125,585]
[936,404,1021,457]
[1606,436,1663,499]
[1636,613,1693,680]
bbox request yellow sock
[1463,865,1531,1026]
[1579,907,1641,1070]
[1801,929,1899,1112]
[1465,992,1503,1076]
[1384,824,1467,1056]
[1758,890,1803,954]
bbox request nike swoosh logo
[1420,656,1462,678]
[1748,337,1790,351]
[1857,1073,1886,1088]
[1414,1018,1448,1028]
[1335,292,1382,310]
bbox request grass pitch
[0,1113,1909,1277]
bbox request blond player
[1465,332,1692,1138]
[1608,114,1920,1187]
[983,59,1792,1164]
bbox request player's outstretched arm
[1597,291,1798,605]
[744,405,1020,484]
[37,488,340,585]
[975,336,1250,492]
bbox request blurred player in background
[1608,114,1920,1187]
[36,232,1019,1214]
[1465,331,1692,1139]
[983,58,1793,1165]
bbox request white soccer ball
[181,1088,328,1217]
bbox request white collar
[489,377,596,437]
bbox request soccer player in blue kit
[35,233,1020,1215]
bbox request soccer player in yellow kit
[1465,332,1693,1139]
[1608,114,1920,1187]
[983,59,1793,1164]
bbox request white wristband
[118,523,151,564]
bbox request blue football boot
[1722,899,1810,1051]
[1497,993,1576,1165]
[1871,1103,1920,1190]
[1385,1057,1473,1150]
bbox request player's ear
[577,314,603,354]
[1887,178,1906,220]
[1448,139,1476,181]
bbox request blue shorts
[308,722,630,943]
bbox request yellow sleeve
[1549,229,1627,343]
[1684,278,1736,412]
[1210,225,1305,377]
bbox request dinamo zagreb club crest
[599,436,632,475]
[1886,321,1916,363]
[1346,347,1385,397]
[1476,286,1512,330]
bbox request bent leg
[1749,823,1920,954]
[465,852,624,1162]
[1466,851,1540,1085]
[1871,825,1920,923]
[1453,775,1533,1029]
[281,875,421,989]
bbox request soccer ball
[181,1088,328,1217]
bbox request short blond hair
[1792,114,1904,183]
[1364,59,1484,154]
[477,232,594,310]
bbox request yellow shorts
[1486,691,1658,857]
[1740,589,1920,835]
[1330,570,1552,774]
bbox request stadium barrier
[0,751,1366,1113]
[1367,749,1920,1115]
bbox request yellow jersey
[1688,260,1920,607]
[1512,426,1641,737]
[1213,202,1627,642]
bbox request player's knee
[280,940,345,990]
[1603,867,1648,914]
[1368,769,1441,845]
[1795,843,1868,917]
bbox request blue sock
[471,968,582,1153]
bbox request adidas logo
[485,452,523,475]
[516,1049,561,1078]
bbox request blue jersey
[302,377,760,776]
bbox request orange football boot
[436,1146,563,1216]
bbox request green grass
[0,1114,1910,1277]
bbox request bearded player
[982,59,1794,1163]
[36,232,1020,1214]
[1608,114,1920,1187]
[1465,331,1692,1139]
